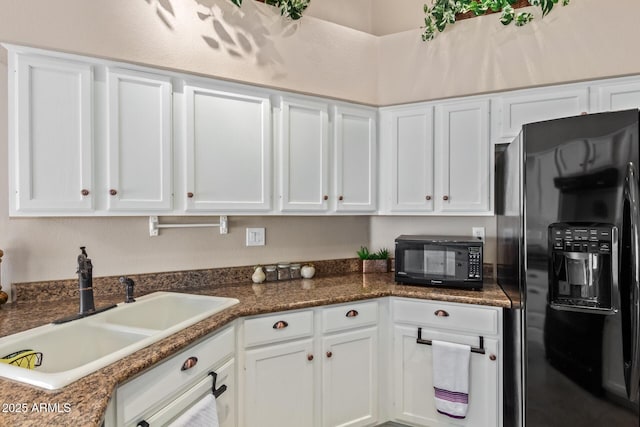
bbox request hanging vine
[422,0,570,41]
[230,0,310,20]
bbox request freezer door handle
[622,162,640,401]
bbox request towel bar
[416,327,486,354]
[208,371,227,398]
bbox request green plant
[230,0,310,21]
[422,0,570,42]
[357,246,390,260]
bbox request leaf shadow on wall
[145,0,302,76]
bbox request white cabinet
[380,100,491,215]
[241,301,379,427]
[106,68,173,211]
[184,84,272,212]
[333,105,377,212]
[321,301,378,427]
[391,298,502,427]
[279,97,330,212]
[590,78,640,112]
[242,309,316,427]
[112,325,236,427]
[9,52,94,214]
[491,85,589,143]
[385,106,435,212]
[435,100,491,213]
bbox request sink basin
[0,292,239,390]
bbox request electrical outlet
[472,227,485,241]
[246,228,265,246]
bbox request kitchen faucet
[77,246,95,315]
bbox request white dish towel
[169,393,219,427]
[432,339,471,419]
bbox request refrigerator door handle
[623,161,640,401]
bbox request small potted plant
[357,246,391,273]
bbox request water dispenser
[548,223,617,314]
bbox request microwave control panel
[468,246,482,279]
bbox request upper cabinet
[435,100,491,213]
[380,99,492,215]
[590,78,640,112]
[278,97,329,212]
[10,53,94,214]
[384,106,435,213]
[491,85,589,144]
[184,85,271,212]
[333,105,377,213]
[106,68,173,212]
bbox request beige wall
[1,0,639,296]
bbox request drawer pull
[273,320,289,329]
[137,421,150,427]
[345,309,359,318]
[208,371,228,398]
[326,351,333,358]
[434,309,449,317]
[307,354,314,361]
[181,356,198,371]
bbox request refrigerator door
[522,110,640,426]
[621,162,640,401]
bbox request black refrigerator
[497,109,640,426]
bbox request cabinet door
[389,107,435,212]
[106,68,172,211]
[392,325,500,427]
[321,327,378,427]
[333,105,377,212]
[279,98,329,212]
[184,85,271,211]
[244,339,316,427]
[590,79,640,112]
[11,54,93,213]
[435,100,491,213]
[491,86,589,143]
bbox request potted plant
[357,246,391,273]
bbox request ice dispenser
[548,223,617,314]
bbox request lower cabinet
[107,325,236,427]
[244,338,316,427]
[240,301,379,427]
[391,298,502,427]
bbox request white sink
[0,292,239,390]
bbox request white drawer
[322,301,378,333]
[117,325,235,426]
[244,310,313,348]
[392,298,498,336]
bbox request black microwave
[394,235,483,289]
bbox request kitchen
[0,0,639,426]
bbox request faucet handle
[119,276,136,303]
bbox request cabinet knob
[434,309,449,317]
[326,351,333,358]
[181,356,198,371]
[426,195,432,201]
[345,309,359,318]
[338,196,344,201]
[187,192,194,198]
[307,354,314,361]
[443,195,449,201]
[273,320,289,329]
[323,195,328,201]
[489,354,497,361]
[81,189,90,196]
[109,189,117,196]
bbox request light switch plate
[246,228,265,246]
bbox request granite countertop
[0,272,510,426]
